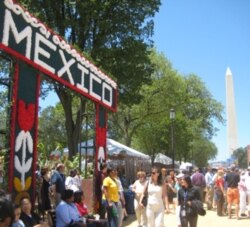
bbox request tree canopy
[19,0,161,159]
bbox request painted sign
[0,0,115,206]
[0,0,117,111]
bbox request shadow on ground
[123,214,136,226]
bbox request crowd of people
[0,162,250,227]
[129,165,250,227]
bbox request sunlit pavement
[123,209,250,227]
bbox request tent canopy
[64,138,150,159]
[154,153,172,165]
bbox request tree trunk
[55,86,86,160]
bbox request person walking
[205,167,214,210]
[131,171,147,227]
[102,166,120,227]
[191,168,206,202]
[178,175,201,227]
[214,169,225,216]
[238,172,247,217]
[225,165,240,219]
[140,166,167,227]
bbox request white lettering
[57,49,75,85]
[102,83,112,107]
[90,73,101,101]
[34,33,56,73]
[2,10,32,59]
[76,63,89,93]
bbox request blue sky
[153,0,250,161]
[40,0,250,161]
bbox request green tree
[127,51,224,165]
[19,0,161,159]
[38,104,67,155]
[233,147,248,168]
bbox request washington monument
[225,67,238,155]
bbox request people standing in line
[214,169,225,216]
[51,163,66,207]
[178,175,201,227]
[102,166,120,227]
[39,167,52,215]
[225,165,240,219]
[140,166,167,227]
[238,171,247,217]
[95,163,107,218]
[191,167,206,202]
[204,167,214,210]
[131,171,147,227]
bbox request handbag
[142,194,148,207]
[141,181,149,207]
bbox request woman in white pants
[140,166,167,227]
[131,171,147,227]
[238,173,247,216]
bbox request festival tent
[66,138,150,159]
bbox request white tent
[64,138,150,159]
[154,153,172,165]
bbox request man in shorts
[225,166,240,219]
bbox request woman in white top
[131,171,147,227]
[140,166,167,227]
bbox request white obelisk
[225,67,238,155]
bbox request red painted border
[8,61,19,193]
[31,72,40,203]
[0,44,117,112]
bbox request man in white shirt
[205,167,214,210]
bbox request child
[12,204,25,227]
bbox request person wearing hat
[175,173,184,227]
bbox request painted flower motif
[17,100,35,132]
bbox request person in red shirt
[74,190,88,217]
[215,169,225,216]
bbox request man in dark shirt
[191,168,206,202]
[51,163,66,206]
[225,166,240,219]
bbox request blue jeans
[102,200,118,227]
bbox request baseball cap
[176,173,184,179]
